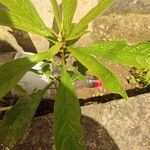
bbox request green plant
[0,0,149,149]
[128,67,150,87]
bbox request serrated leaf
[0,43,62,99]
[78,41,150,70]
[67,0,114,40]
[62,0,77,33]
[0,90,44,149]
[54,67,85,150]
[69,47,128,99]
[66,23,89,42]
[51,0,61,31]
[0,0,55,38]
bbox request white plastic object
[11,52,56,99]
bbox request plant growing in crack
[0,0,150,149]
[128,67,150,87]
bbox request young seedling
[129,68,150,87]
[0,0,150,149]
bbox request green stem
[62,49,65,65]
[0,106,13,112]
[61,41,66,65]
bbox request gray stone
[13,93,150,150]
[15,115,119,150]
[106,0,150,14]
[91,14,150,43]
[0,52,15,64]
[82,93,150,150]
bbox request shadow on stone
[14,115,119,150]
[9,29,37,53]
[2,87,149,119]
[80,87,150,106]
[34,87,150,117]
[82,116,119,150]
[0,39,16,52]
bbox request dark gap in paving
[1,86,150,119]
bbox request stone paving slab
[82,93,150,150]
[14,93,150,150]
[106,0,150,14]
[91,14,150,43]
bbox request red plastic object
[94,80,103,88]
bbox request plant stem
[0,106,13,112]
[62,49,65,65]
[61,41,66,65]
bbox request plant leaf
[78,41,150,70]
[69,47,128,99]
[62,0,77,33]
[0,90,44,149]
[50,0,61,31]
[0,0,55,38]
[66,23,89,43]
[0,43,62,99]
[67,0,114,40]
[54,67,85,150]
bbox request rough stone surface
[106,0,150,14]
[92,14,150,43]
[13,93,150,150]
[82,93,150,150]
